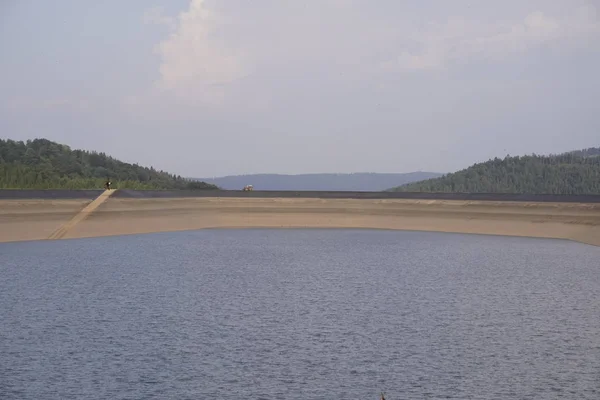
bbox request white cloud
[147,1,600,83]
[129,0,600,117]
[123,0,253,117]
[153,0,247,91]
[387,4,600,71]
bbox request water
[1,229,599,399]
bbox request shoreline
[3,227,578,247]
[0,194,598,247]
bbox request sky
[1,0,599,177]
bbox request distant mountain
[0,138,218,190]
[388,147,600,194]
[194,172,443,191]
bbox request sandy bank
[0,199,93,243]
[1,196,598,247]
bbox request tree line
[0,138,218,190]
[390,149,600,194]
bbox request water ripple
[1,229,599,399]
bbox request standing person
[105,179,111,190]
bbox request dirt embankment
[1,192,598,247]
[0,199,94,242]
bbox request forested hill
[196,172,443,191]
[569,147,600,158]
[389,148,600,194]
[0,138,218,190]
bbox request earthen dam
[1,189,599,247]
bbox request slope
[389,148,600,194]
[0,138,218,190]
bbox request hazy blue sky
[1,0,599,177]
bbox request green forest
[390,148,600,194]
[0,138,218,190]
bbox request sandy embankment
[1,196,596,246]
[0,199,93,243]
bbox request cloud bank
[132,0,599,112]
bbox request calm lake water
[1,229,599,399]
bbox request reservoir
[1,229,598,399]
